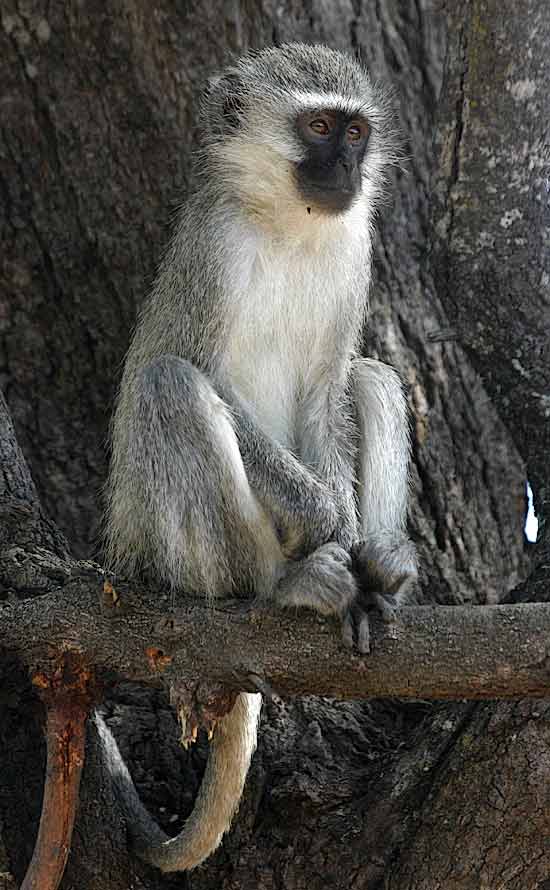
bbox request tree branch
[1,561,549,701]
[21,664,91,890]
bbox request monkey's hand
[278,480,357,558]
[268,482,340,559]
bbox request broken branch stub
[20,654,98,890]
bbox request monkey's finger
[391,573,416,601]
[341,609,355,650]
[372,592,398,624]
[341,604,370,654]
[356,610,371,655]
[321,542,352,567]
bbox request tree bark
[1,1,548,889]
[432,0,550,532]
[3,576,550,701]
[0,391,67,558]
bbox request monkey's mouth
[299,183,357,214]
[294,156,361,215]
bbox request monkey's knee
[351,358,408,417]
[135,355,222,426]
[130,355,281,596]
[134,355,242,481]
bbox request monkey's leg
[106,356,275,872]
[352,358,417,621]
[109,354,357,617]
[222,388,341,556]
[104,356,360,874]
[107,355,284,597]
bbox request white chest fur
[220,210,369,448]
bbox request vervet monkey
[100,42,417,873]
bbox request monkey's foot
[360,573,415,620]
[341,599,371,654]
[341,578,413,655]
[169,682,238,750]
[352,540,417,611]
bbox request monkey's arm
[229,399,340,555]
[222,378,359,557]
[294,375,359,552]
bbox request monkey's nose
[336,155,352,173]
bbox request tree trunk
[1,1,547,889]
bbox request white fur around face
[214,137,375,240]
[291,89,372,118]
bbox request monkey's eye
[347,122,368,144]
[309,118,331,137]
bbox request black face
[294,108,370,214]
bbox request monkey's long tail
[95,691,262,872]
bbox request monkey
[98,43,417,873]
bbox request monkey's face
[211,102,373,231]
[294,108,370,214]
[204,45,401,234]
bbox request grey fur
[103,43,416,872]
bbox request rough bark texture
[0,0,548,889]
[432,0,550,534]
[0,391,67,559]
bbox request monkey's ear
[203,72,245,136]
